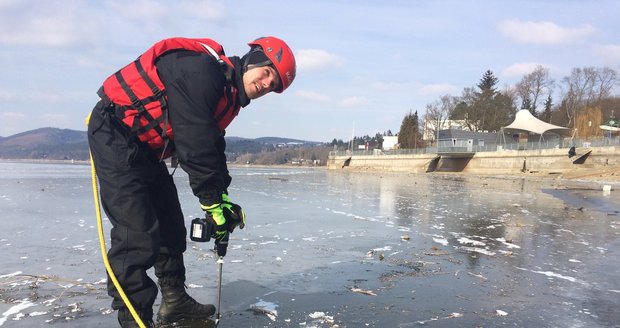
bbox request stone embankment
[327,146,620,182]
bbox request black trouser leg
[152,172,187,285]
[87,103,186,320]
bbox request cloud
[498,19,595,44]
[175,0,227,20]
[42,113,69,122]
[296,49,344,71]
[339,96,368,108]
[295,90,331,102]
[597,44,620,64]
[370,81,416,92]
[107,0,227,25]
[0,90,14,101]
[416,83,460,96]
[0,88,88,103]
[502,62,546,78]
[370,81,458,96]
[0,1,227,48]
[107,0,168,21]
[0,9,83,47]
[2,111,25,118]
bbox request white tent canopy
[502,109,571,136]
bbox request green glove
[221,194,246,232]
[200,194,246,240]
[200,202,229,241]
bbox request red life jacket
[97,37,240,159]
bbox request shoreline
[334,164,620,188]
[2,158,618,187]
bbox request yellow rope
[87,112,146,328]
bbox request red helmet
[248,36,296,93]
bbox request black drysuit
[87,50,250,317]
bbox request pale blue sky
[1,0,619,141]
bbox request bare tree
[591,67,617,102]
[560,66,618,128]
[423,94,458,142]
[561,67,595,127]
[515,65,554,114]
[450,86,478,131]
[423,102,441,142]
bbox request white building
[382,136,399,150]
[423,118,471,141]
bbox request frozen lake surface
[1,161,619,327]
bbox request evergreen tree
[477,70,499,93]
[375,132,384,149]
[473,70,499,131]
[398,110,422,148]
[469,70,515,131]
[521,96,538,117]
[541,95,553,122]
[521,96,532,111]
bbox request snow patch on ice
[458,246,496,256]
[307,311,336,327]
[516,267,580,283]
[457,237,486,246]
[0,271,22,278]
[433,237,449,246]
[0,299,36,326]
[496,238,520,249]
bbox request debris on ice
[250,300,278,321]
[350,287,377,296]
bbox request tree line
[401,66,620,149]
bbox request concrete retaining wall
[327,146,620,174]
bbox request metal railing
[328,136,620,158]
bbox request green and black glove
[200,194,246,257]
[221,193,246,232]
[200,194,246,241]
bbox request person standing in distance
[87,36,296,327]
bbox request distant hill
[254,136,322,146]
[0,128,324,161]
[0,127,89,160]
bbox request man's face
[242,66,281,99]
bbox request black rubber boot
[117,308,155,328]
[156,282,216,325]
